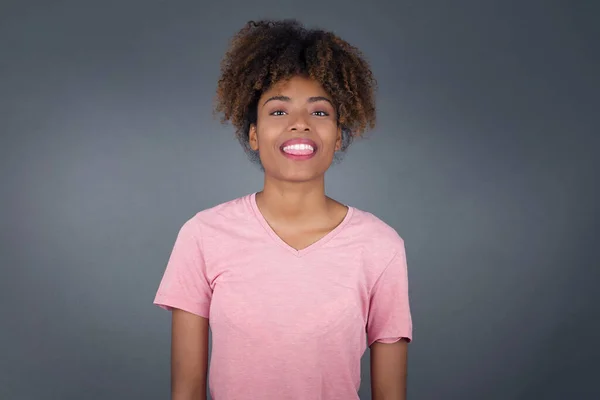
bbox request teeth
[283,144,314,151]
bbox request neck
[257,176,329,222]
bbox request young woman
[154,19,412,400]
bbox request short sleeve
[153,218,212,319]
[367,244,412,346]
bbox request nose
[289,111,310,131]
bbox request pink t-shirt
[154,193,412,399]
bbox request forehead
[262,76,330,98]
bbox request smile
[280,138,318,160]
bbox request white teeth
[283,144,314,152]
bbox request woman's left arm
[370,339,408,400]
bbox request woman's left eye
[313,111,329,117]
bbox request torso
[154,192,412,400]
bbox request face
[249,75,342,183]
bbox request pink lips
[280,138,318,161]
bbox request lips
[280,138,318,160]
[280,138,318,151]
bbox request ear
[249,124,259,151]
[334,126,343,151]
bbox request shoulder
[346,205,406,254]
[178,193,255,235]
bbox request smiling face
[249,76,342,183]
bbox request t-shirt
[154,192,412,400]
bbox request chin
[279,171,322,183]
[260,156,333,182]
[265,166,325,183]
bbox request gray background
[1,1,598,399]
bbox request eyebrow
[262,95,334,107]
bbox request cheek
[318,124,341,150]
[256,117,286,142]
[255,128,284,157]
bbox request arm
[171,308,210,400]
[370,339,408,400]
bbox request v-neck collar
[249,192,354,258]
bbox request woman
[154,19,412,400]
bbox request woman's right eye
[270,110,287,116]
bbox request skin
[249,75,349,250]
[171,309,209,400]
[371,340,409,400]
[171,75,407,399]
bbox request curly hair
[214,19,377,164]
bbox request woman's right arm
[171,308,210,400]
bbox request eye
[270,110,287,116]
[312,111,330,117]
